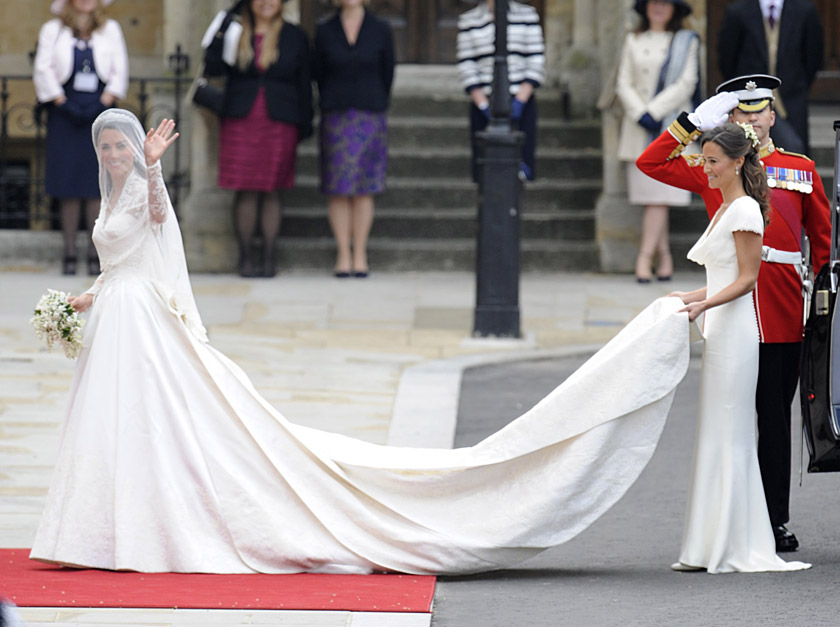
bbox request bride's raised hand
[144,119,179,166]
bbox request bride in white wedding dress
[29,111,804,576]
[30,109,696,575]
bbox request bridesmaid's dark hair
[702,123,769,224]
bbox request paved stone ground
[431,357,840,627]
[0,266,707,625]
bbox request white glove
[687,92,741,131]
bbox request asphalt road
[431,355,840,627]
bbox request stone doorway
[300,0,546,64]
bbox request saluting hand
[144,119,179,166]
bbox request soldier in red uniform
[637,74,831,553]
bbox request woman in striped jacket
[456,0,545,182]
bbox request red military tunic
[636,113,831,343]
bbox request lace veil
[91,109,208,342]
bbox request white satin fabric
[680,196,809,573]
[29,279,694,573]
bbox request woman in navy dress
[204,0,313,278]
[313,0,395,278]
[33,0,128,275]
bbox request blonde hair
[60,4,107,37]
[236,4,284,71]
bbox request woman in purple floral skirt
[312,0,395,278]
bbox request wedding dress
[676,196,809,573]
[31,110,692,575]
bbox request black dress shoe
[62,256,77,275]
[773,525,799,552]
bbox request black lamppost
[472,0,523,338]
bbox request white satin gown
[677,196,809,573]
[28,164,697,575]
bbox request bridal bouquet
[30,289,85,359]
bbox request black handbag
[191,5,243,116]
[192,76,224,115]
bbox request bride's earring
[735,166,740,175]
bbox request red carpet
[0,549,435,612]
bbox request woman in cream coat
[616,0,699,282]
[33,0,128,275]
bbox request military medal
[766,167,813,194]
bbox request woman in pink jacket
[33,0,128,275]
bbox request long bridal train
[31,290,694,575]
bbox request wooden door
[707,0,840,103]
[300,0,545,64]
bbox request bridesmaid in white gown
[30,109,703,575]
[669,123,809,573]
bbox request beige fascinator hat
[51,0,116,15]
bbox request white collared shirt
[759,0,785,21]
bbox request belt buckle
[761,246,771,262]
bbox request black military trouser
[756,341,801,528]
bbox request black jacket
[312,10,395,113]
[717,0,823,149]
[205,21,313,140]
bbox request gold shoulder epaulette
[681,153,705,167]
[776,147,813,162]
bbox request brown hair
[702,123,770,224]
[236,2,284,72]
[634,2,685,34]
[60,4,107,37]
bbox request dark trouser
[756,342,801,527]
[770,116,806,155]
[469,96,537,183]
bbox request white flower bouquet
[30,289,85,359]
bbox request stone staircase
[278,94,603,272]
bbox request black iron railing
[0,45,191,229]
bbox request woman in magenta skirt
[312,0,395,278]
[205,0,313,277]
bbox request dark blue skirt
[44,46,103,199]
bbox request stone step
[382,117,602,150]
[275,237,599,272]
[280,207,596,241]
[388,94,572,119]
[296,146,602,180]
[284,175,601,210]
[285,176,602,211]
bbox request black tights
[60,198,99,274]
[234,191,282,277]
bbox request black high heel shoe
[87,255,101,276]
[238,251,256,278]
[62,256,77,276]
[262,249,277,278]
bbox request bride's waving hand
[144,118,179,166]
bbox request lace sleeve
[83,273,105,298]
[147,161,169,225]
